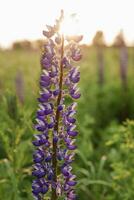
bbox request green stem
[51,35,64,200]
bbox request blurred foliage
[0,92,35,200]
[105,120,134,199]
[0,46,134,199]
[12,40,44,51]
[12,40,33,51]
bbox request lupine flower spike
[32,10,82,200]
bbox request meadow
[0,46,134,200]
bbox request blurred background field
[0,34,134,199]
[1,0,134,198]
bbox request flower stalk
[32,10,82,200]
[52,35,64,200]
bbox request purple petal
[43,30,54,38]
[53,89,60,96]
[33,150,44,163]
[41,92,52,100]
[37,110,45,116]
[70,93,81,99]
[67,189,77,200]
[32,168,46,178]
[68,131,78,137]
[64,184,70,191]
[70,72,80,83]
[67,117,76,124]
[62,167,70,177]
[58,104,63,111]
[67,180,77,186]
[67,145,77,150]
[41,185,48,194]
[55,35,61,44]
[45,154,52,162]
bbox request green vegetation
[0,46,134,199]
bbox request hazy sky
[0,0,134,47]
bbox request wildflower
[32,10,82,200]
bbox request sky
[0,0,134,47]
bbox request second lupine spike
[32,10,82,200]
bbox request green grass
[0,46,134,199]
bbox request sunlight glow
[0,0,134,47]
[60,14,80,36]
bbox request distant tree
[113,31,128,120]
[92,31,106,47]
[113,31,128,89]
[12,40,32,50]
[113,30,126,47]
[32,39,44,50]
[92,31,105,86]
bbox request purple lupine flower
[32,10,82,200]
